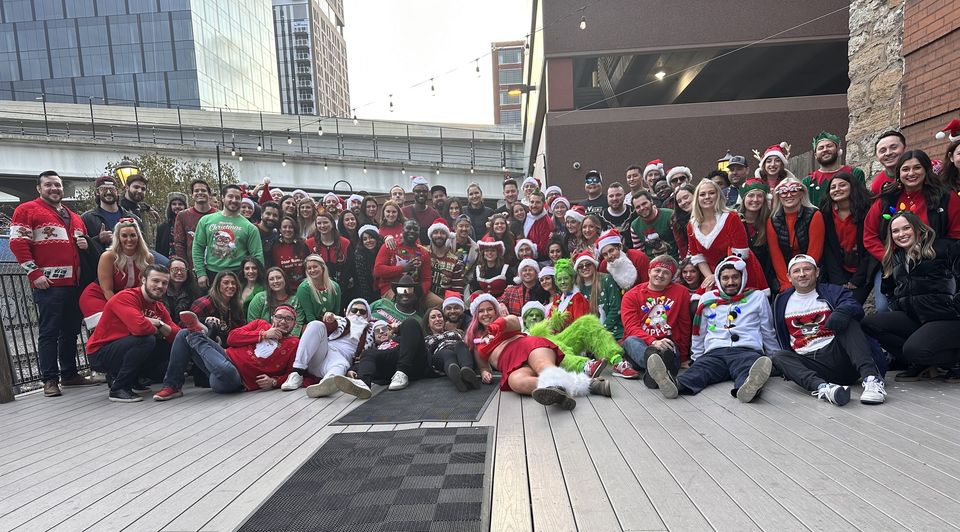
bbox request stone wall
[846,0,905,176]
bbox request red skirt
[494,336,564,392]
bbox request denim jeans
[622,336,651,369]
[872,271,889,313]
[89,335,156,392]
[32,285,82,382]
[164,329,242,393]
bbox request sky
[343,0,533,125]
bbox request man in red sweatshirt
[86,264,180,402]
[620,255,691,388]
[373,219,432,298]
[10,171,92,397]
[152,304,300,400]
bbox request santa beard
[606,253,638,290]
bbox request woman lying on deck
[466,293,610,410]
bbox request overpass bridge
[0,101,524,201]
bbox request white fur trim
[551,196,571,211]
[536,366,568,389]
[517,258,540,274]
[539,266,555,279]
[693,212,730,251]
[597,234,621,252]
[644,161,664,176]
[605,254,638,290]
[358,224,379,237]
[537,366,591,397]
[515,239,538,258]
[428,221,451,238]
[666,166,692,183]
[410,175,429,190]
[521,301,546,317]
[521,176,540,189]
[573,253,599,271]
[564,210,584,222]
[470,293,499,316]
[442,295,465,309]
[544,185,562,196]
[566,371,592,397]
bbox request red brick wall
[901,0,960,155]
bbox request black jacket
[80,205,142,257]
[819,208,878,299]
[882,239,960,324]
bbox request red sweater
[306,235,351,266]
[172,206,213,269]
[10,198,86,286]
[270,240,309,283]
[621,282,691,362]
[863,190,960,261]
[373,242,432,295]
[87,287,180,354]
[524,213,554,261]
[223,319,300,391]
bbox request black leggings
[430,342,474,375]
[862,311,960,367]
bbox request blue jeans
[622,336,651,369]
[872,271,889,313]
[678,347,764,395]
[164,329,242,393]
[89,335,156,392]
[32,285,82,382]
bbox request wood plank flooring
[1,373,958,531]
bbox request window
[105,74,136,104]
[43,79,75,103]
[143,41,174,72]
[129,0,161,14]
[15,23,46,51]
[50,48,81,77]
[136,72,167,107]
[171,11,193,40]
[96,0,128,16]
[109,15,141,45]
[47,20,79,48]
[75,77,106,101]
[499,90,520,105]
[66,0,96,18]
[159,0,190,11]
[82,45,113,76]
[498,68,521,85]
[12,80,43,101]
[500,109,521,124]
[33,0,64,20]
[498,48,522,65]
[3,1,33,23]
[19,50,50,80]
[78,18,108,47]
[0,52,19,82]
[112,43,143,74]
[0,24,15,53]
[140,13,172,43]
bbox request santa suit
[524,211,554,261]
[599,248,650,291]
[687,212,768,292]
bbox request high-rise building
[492,40,525,127]
[273,0,350,117]
[0,0,280,112]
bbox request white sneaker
[280,371,303,391]
[736,356,772,403]
[305,375,338,398]
[388,370,409,391]
[334,375,372,399]
[811,383,850,406]
[861,376,886,404]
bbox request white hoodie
[691,256,780,360]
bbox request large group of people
[10,129,960,410]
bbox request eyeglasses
[169,267,187,274]
[349,307,368,315]
[776,184,802,197]
[273,314,295,323]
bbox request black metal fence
[0,264,91,394]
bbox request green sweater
[578,273,623,339]
[241,284,265,315]
[630,208,676,260]
[295,278,341,324]
[191,211,265,277]
[247,291,302,336]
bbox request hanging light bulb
[324,160,328,171]
[318,124,324,136]
[256,142,263,151]
[389,94,393,112]
[237,151,243,162]
[363,164,367,174]
[401,166,406,175]
[435,167,440,175]
[352,109,358,125]
[230,145,236,157]
[470,166,475,174]
[286,134,292,145]
[579,15,586,30]
[282,155,287,167]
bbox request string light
[352,109,358,125]
[286,133,292,145]
[435,167,440,175]
[318,124,324,136]
[579,15,586,30]
[281,155,287,167]
[237,151,243,162]
[363,163,368,174]
[470,167,475,174]
[401,165,406,175]
[324,160,328,171]
[256,142,262,151]
[230,145,236,157]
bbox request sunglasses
[118,217,138,225]
[776,184,802,196]
[585,177,601,184]
[395,287,414,295]
[349,307,368,315]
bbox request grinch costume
[529,313,624,375]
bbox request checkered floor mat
[239,427,492,532]
[333,376,500,425]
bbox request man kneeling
[770,255,886,405]
[152,305,299,400]
[646,256,778,403]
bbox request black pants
[89,335,160,392]
[430,342,474,375]
[862,311,960,367]
[771,321,880,391]
[355,318,428,387]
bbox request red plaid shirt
[498,283,535,316]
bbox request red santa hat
[666,166,692,183]
[347,194,364,207]
[323,192,341,205]
[936,118,960,142]
[758,142,790,165]
[513,258,541,284]
[428,217,452,239]
[469,291,500,316]
[409,175,430,191]
[521,176,541,189]
[550,196,571,212]
[564,206,585,222]
[514,238,538,258]
[573,250,599,271]
[442,290,464,309]
[477,236,505,252]
[596,228,622,253]
[643,159,664,176]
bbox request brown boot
[43,380,62,397]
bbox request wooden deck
[2,373,960,531]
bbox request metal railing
[0,263,91,395]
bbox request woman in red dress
[687,179,769,293]
[79,218,153,321]
[468,238,516,298]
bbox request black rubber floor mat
[239,427,493,532]
[333,376,500,425]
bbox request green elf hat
[739,177,770,199]
[812,131,842,150]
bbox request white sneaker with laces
[388,370,409,391]
[305,374,338,398]
[335,375,372,399]
[861,376,886,404]
[812,383,850,406]
[280,371,303,391]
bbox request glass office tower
[0,0,280,112]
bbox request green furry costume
[528,312,624,374]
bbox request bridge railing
[0,101,526,173]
